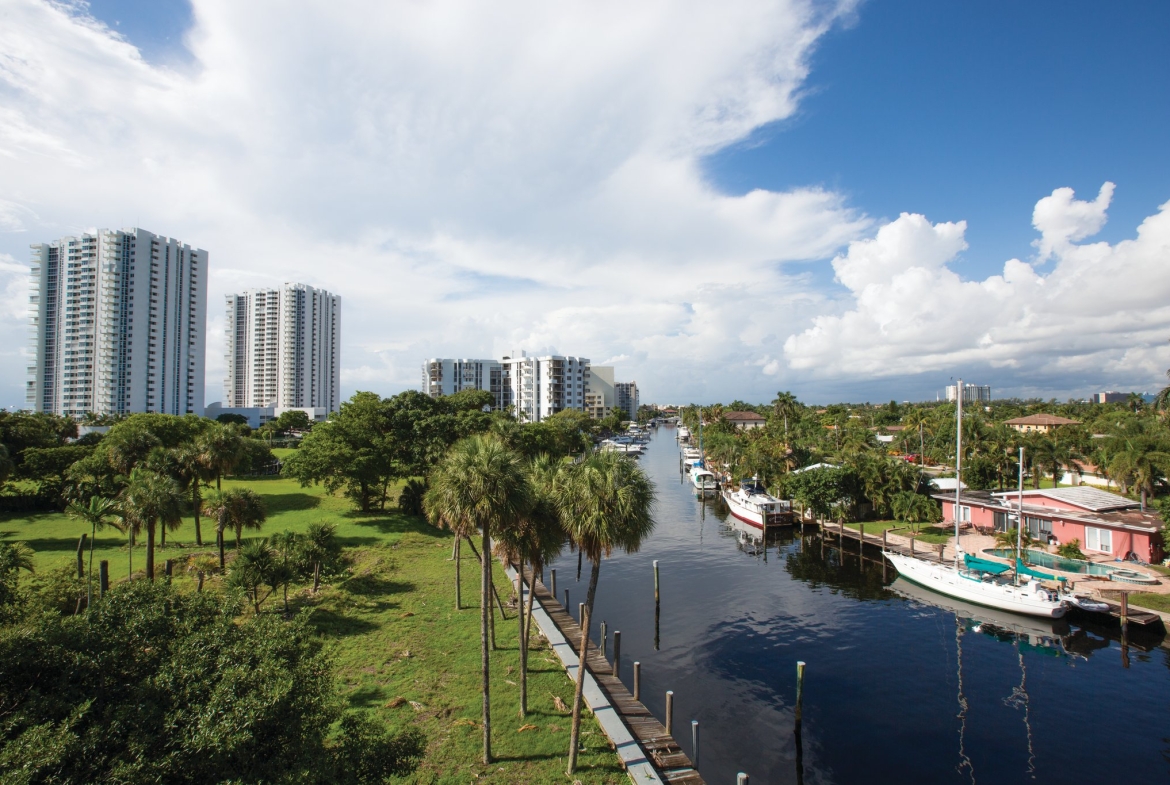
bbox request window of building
[1085,526,1112,553]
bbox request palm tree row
[424,434,656,771]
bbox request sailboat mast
[954,378,963,567]
[1017,446,1025,586]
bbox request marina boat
[691,468,718,495]
[677,426,691,443]
[722,477,792,529]
[883,378,1067,619]
[601,440,644,457]
[891,578,1070,643]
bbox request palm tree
[1107,438,1170,510]
[203,487,268,567]
[173,443,212,546]
[66,495,119,608]
[269,531,301,613]
[426,433,531,765]
[1127,392,1145,414]
[492,454,566,717]
[198,424,244,560]
[228,539,283,613]
[119,469,184,582]
[1028,436,1081,489]
[771,391,800,444]
[107,429,162,476]
[995,526,1035,564]
[424,477,472,610]
[300,521,340,593]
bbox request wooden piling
[910,536,915,555]
[738,775,749,785]
[665,690,674,736]
[612,631,621,677]
[653,559,660,604]
[579,602,585,628]
[795,660,806,725]
[691,720,700,769]
[859,523,865,549]
[550,569,556,600]
[99,560,109,596]
[883,529,888,550]
[601,621,607,657]
[565,589,570,610]
[633,661,641,700]
[76,534,87,579]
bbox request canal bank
[547,424,1170,784]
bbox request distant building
[422,358,504,409]
[588,366,616,417]
[945,383,991,403]
[203,403,329,430]
[723,410,766,429]
[1003,413,1081,434]
[501,352,590,422]
[1094,391,1128,404]
[615,381,640,421]
[27,228,207,418]
[225,283,341,413]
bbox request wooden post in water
[738,775,749,785]
[1120,592,1131,669]
[99,560,109,596]
[76,534,87,579]
[691,720,700,769]
[578,602,585,629]
[577,549,582,582]
[938,543,945,561]
[550,569,556,601]
[612,631,621,677]
[859,523,865,549]
[565,589,570,611]
[653,560,660,604]
[600,621,607,657]
[795,661,806,726]
[883,529,888,550]
[665,690,674,735]
[633,661,641,700]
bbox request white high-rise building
[27,228,207,418]
[615,381,640,420]
[945,383,992,403]
[224,283,341,413]
[500,352,590,422]
[421,358,504,408]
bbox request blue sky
[2,0,1169,406]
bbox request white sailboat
[883,378,1067,619]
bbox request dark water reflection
[548,425,1170,784]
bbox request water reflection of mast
[1003,638,1037,778]
[954,615,976,784]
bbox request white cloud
[0,0,867,407]
[783,184,1170,394]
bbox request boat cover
[1016,558,1067,583]
[962,554,1011,575]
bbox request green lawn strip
[840,520,951,544]
[1129,592,1170,614]
[842,521,899,533]
[1,477,627,783]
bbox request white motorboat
[601,440,643,457]
[677,426,691,442]
[883,377,1067,619]
[722,477,792,529]
[1062,593,1111,614]
[691,468,718,495]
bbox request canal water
[549,425,1170,784]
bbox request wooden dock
[529,577,705,784]
[818,520,950,563]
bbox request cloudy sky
[2,0,1168,407]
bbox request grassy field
[1130,592,1170,614]
[0,476,626,784]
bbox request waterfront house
[937,486,1165,563]
[724,411,767,429]
[1003,413,1081,433]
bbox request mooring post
[859,522,865,547]
[1120,592,1129,628]
[565,589,570,611]
[76,534,87,579]
[665,690,674,735]
[938,543,945,561]
[883,528,888,550]
[600,621,607,657]
[795,660,806,726]
[579,602,585,630]
[691,720,700,768]
[653,559,660,604]
[99,560,109,596]
[550,568,556,601]
[633,661,641,700]
[737,774,749,785]
[910,536,915,555]
[577,549,582,582]
[612,631,621,677]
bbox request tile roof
[1003,413,1081,426]
[724,411,766,420]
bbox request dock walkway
[516,568,705,784]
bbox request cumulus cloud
[783,184,1170,393]
[0,0,867,406]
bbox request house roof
[1003,413,1081,426]
[935,490,1164,533]
[991,486,1137,512]
[930,478,968,491]
[724,411,766,421]
[791,462,840,474]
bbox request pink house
[937,486,1165,564]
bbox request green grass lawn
[1,478,624,784]
[1129,592,1170,614]
[840,520,951,545]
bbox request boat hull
[885,552,1067,619]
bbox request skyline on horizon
[2,1,1169,410]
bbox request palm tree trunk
[480,524,492,764]
[193,485,203,546]
[235,527,242,550]
[160,524,166,547]
[524,563,536,651]
[218,528,225,569]
[518,560,527,717]
[128,530,134,581]
[576,548,582,581]
[283,581,289,614]
[585,557,601,619]
[87,521,95,610]
[145,522,156,582]
[567,604,591,775]
[455,537,462,610]
[313,561,321,592]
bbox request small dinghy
[1063,594,1110,614]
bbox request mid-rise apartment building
[945,383,991,403]
[501,353,590,422]
[615,381,640,420]
[27,228,207,418]
[421,358,504,408]
[224,283,340,412]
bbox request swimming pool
[983,548,1116,576]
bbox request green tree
[197,421,244,492]
[0,542,35,623]
[298,521,341,593]
[119,469,183,582]
[65,495,119,609]
[425,433,531,764]
[203,487,268,569]
[228,539,287,613]
[771,391,800,444]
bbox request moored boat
[722,477,792,529]
[691,468,718,495]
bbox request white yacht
[722,477,792,529]
[883,378,1067,619]
[691,468,718,495]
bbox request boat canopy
[963,554,1012,575]
[1016,558,1067,583]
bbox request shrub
[1057,539,1086,560]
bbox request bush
[398,478,427,517]
[1057,539,1086,560]
[0,581,424,783]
